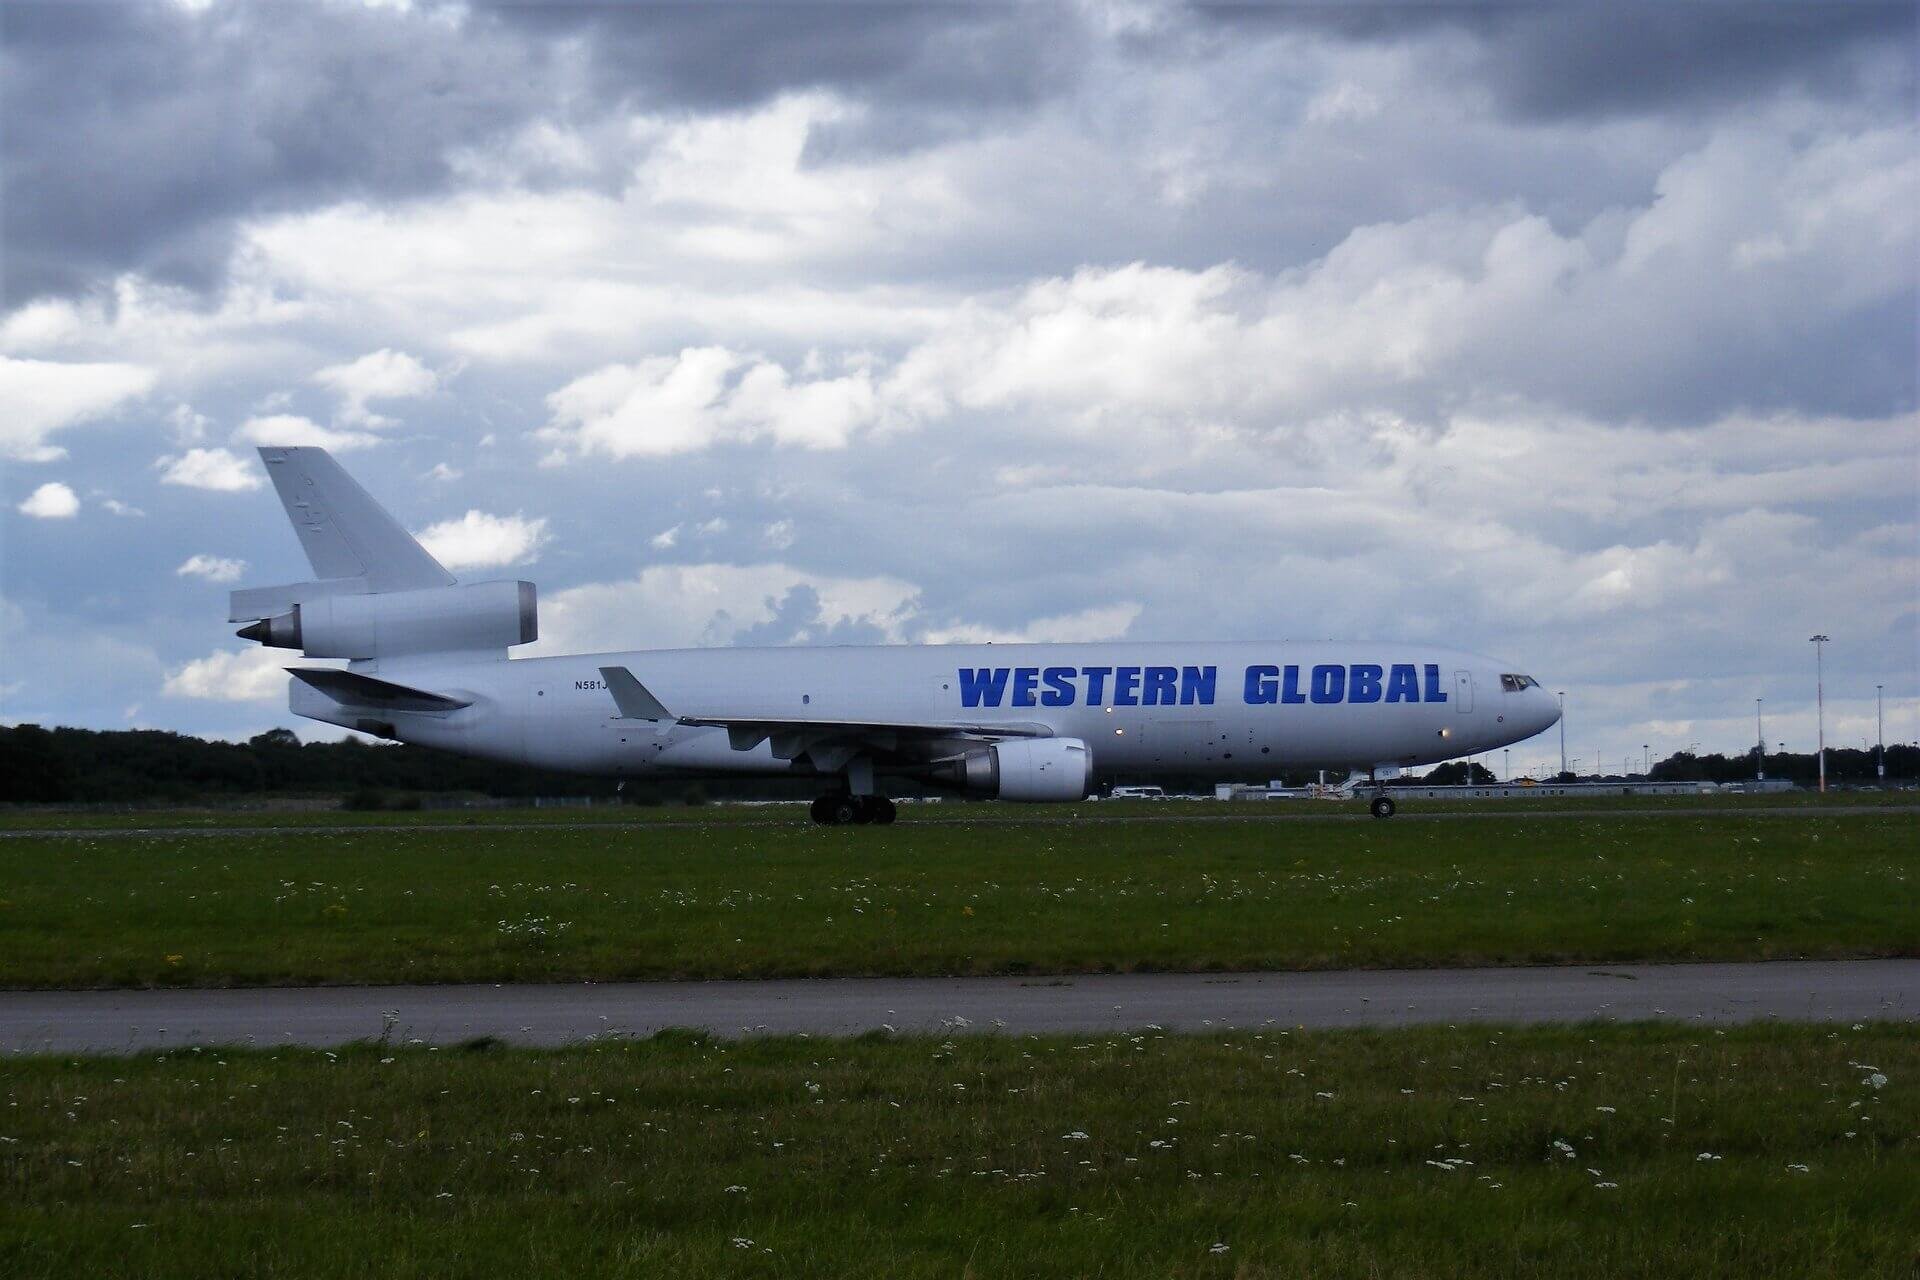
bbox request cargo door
[1453,669,1473,714]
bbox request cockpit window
[1500,674,1539,692]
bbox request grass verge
[1,1023,1914,1278]
[0,812,1913,987]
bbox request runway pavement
[4,959,1914,1055]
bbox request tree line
[0,723,811,807]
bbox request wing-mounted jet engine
[927,739,1092,802]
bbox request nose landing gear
[809,794,897,826]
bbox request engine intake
[932,737,1091,803]
[236,580,537,660]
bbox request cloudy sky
[2,0,1914,773]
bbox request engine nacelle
[936,737,1092,802]
[236,580,537,660]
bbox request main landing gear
[809,794,897,826]
[1365,767,1397,819]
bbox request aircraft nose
[1536,688,1562,733]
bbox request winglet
[600,667,676,721]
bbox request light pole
[1810,635,1829,793]
[1876,684,1885,783]
[1503,747,1510,782]
[1755,699,1765,781]
[1557,691,1566,777]
[1642,743,1650,776]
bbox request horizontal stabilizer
[600,666,676,721]
[288,668,471,714]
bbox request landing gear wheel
[1369,794,1397,819]
[809,795,833,824]
[828,795,861,826]
[869,797,897,825]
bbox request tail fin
[260,447,452,590]
[230,447,451,622]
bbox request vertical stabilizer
[258,447,453,591]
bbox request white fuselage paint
[292,641,1561,784]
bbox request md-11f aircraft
[228,448,1560,823]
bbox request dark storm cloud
[1195,2,1914,120]
[1,1,558,302]
[0,1,1084,305]
[480,2,1083,118]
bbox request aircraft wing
[599,665,1050,762]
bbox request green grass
[0,789,1914,831]
[1,1023,1914,1278]
[1,812,1913,988]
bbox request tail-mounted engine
[235,579,537,661]
[929,737,1092,802]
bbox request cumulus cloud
[17,481,80,519]
[525,121,1913,467]
[920,602,1143,646]
[414,510,550,571]
[314,348,437,425]
[176,554,247,583]
[157,447,263,491]
[161,647,297,703]
[0,356,154,461]
[540,346,881,459]
[530,563,922,654]
[529,561,1148,656]
[232,414,381,451]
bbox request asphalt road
[4,960,1913,1055]
[2,804,1912,839]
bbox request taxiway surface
[4,959,1913,1054]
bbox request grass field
[2,1023,1914,1278]
[1,810,1913,988]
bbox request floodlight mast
[1810,635,1830,794]
[1876,684,1885,783]
[1755,698,1765,781]
[1556,691,1566,776]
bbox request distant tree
[0,724,75,802]
[1421,761,1497,786]
[1650,751,1707,782]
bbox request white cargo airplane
[229,448,1560,823]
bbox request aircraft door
[1453,669,1473,713]
[525,680,559,762]
[931,674,960,717]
